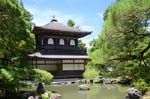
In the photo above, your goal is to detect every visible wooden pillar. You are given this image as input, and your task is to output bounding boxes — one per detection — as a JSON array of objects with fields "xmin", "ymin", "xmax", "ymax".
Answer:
[
  {"xmin": 57, "ymin": 59, "xmax": 62, "ymax": 72},
  {"xmin": 73, "ymin": 59, "xmax": 75, "ymax": 70},
  {"xmin": 36, "ymin": 59, "xmax": 37, "ymax": 68},
  {"xmin": 66, "ymin": 38, "xmax": 69, "ymax": 46},
  {"xmin": 84, "ymin": 59, "xmax": 86, "ymax": 70},
  {"xmin": 31, "ymin": 58, "xmax": 33, "ymax": 68}
]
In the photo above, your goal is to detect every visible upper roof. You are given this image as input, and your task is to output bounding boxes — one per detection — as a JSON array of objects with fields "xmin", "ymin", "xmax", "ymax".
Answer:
[{"xmin": 32, "ymin": 19, "xmax": 92, "ymax": 38}]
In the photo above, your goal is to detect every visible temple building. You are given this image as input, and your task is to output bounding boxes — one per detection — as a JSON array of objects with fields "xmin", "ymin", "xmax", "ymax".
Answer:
[{"xmin": 28, "ymin": 18, "xmax": 92, "ymax": 78}]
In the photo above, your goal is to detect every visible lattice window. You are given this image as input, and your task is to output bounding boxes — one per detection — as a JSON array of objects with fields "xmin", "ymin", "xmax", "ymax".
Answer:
[
  {"xmin": 70, "ymin": 39, "xmax": 75, "ymax": 46},
  {"xmin": 48, "ymin": 38, "xmax": 54, "ymax": 44},
  {"xmin": 59, "ymin": 39, "xmax": 65, "ymax": 45}
]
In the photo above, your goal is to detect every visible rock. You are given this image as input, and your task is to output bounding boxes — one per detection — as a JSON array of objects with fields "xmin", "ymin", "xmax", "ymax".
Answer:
[
  {"xmin": 36, "ymin": 83, "xmax": 45, "ymax": 94},
  {"xmin": 89, "ymin": 79, "xmax": 93, "ymax": 83},
  {"xmin": 28, "ymin": 96, "xmax": 35, "ymax": 99},
  {"xmin": 19, "ymin": 91, "xmax": 32, "ymax": 99},
  {"xmin": 111, "ymin": 78, "xmax": 118, "ymax": 84},
  {"xmin": 51, "ymin": 82, "xmax": 61, "ymax": 85},
  {"xmin": 126, "ymin": 87, "xmax": 142, "ymax": 99},
  {"xmin": 78, "ymin": 84, "xmax": 90, "ymax": 90},
  {"xmin": 28, "ymin": 96, "xmax": 42, "ymax": 99},
  {"xmin": 85, "ymin": 79, "xmax": 91, "ymax": 84},
  {"xmin": 96, "ymin": 76, "xmax": 103, "ymax": 79},
  {"xmin": 50, "ymin": 93, "xmax": 62, "ymax": 99},
  {"xmin": 35, "ymin": 96, "xmax": 42, "ymax": 99},
  {"xmin": 104, "ymin": 78, "xmax": 112, "ymax": 84},
  {"xmin": 93, "ymin": 78, "xmax": 103, "ymax": 83},
  {"xmin": 65, "ymin": 81, "xmax": 72, "ymax": 85},
  {"xmin": 118, "ymin": 76, "xmax": 132, "ymax": 85},
  {"xmin": 75, "ymin": 80, "xmax": 82, "ymax": 84}
]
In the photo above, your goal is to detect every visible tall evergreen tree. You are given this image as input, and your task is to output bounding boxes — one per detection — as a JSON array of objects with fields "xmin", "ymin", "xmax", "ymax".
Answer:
[
  {"xmin": 90, "ymin": 0, "xmax": 150, "ymax": 82},
  {"xmin": 0, "ymin": 0, "xmax": 36, "ymax": 97},
  {"xmin": 0, "ymin": 0, "xmax": 35, "ymax": 66}
]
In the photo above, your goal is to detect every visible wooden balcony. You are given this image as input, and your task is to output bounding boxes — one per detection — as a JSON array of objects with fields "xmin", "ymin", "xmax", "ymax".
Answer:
[{"xmin": 36, "ymin": 45, "xmax": 87, "ymax": 55}]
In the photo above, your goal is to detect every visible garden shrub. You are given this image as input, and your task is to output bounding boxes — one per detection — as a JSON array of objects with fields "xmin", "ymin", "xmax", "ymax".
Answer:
[
  {"xmin": 41, "ymin": 91, "xmax": 52, "ymax": 99},
  {"xmin": 101, "ymin": 71, "xmax": 111, "ymax": 78},
  {"xmin": 0, "ymin": 66, "xmax": 35, "ymax": 97},
  {"xmin": 33, "ymin": 69, "xmax": 53, "ymax": 83},
  {"xmin": 132, "ymin": 79, "xmax": 150, "ymax": 94},
  {"xmin": 0, "ymin": 68, "xmax": 14, "ymax": 82},
  {"xmin": 83, "ymin": 66, "xmax": 100, "ymax": 79}
]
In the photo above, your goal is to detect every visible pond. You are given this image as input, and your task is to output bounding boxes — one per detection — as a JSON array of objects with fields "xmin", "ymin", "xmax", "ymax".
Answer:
[{"xmin": 49, "ymin": 84, "xmax": 128, "ymax": 99}]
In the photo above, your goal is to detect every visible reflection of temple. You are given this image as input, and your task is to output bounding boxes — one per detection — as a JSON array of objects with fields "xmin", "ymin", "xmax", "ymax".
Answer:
[{"xmin": 28, "ymin": 18, "xmax": 92, "ymax": 78}]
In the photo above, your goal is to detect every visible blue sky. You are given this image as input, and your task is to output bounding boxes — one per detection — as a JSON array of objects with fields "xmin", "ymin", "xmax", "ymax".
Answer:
[{"xmin": 22, "ymin": 0, "xmax": 116, "ymax": 47}]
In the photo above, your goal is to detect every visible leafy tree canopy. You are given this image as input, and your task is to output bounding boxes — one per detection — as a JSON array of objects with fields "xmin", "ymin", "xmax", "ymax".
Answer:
[
  {"xmin": 90, "ymin": 0, "xmax": 150, "ymax": 81},
  {"xmin": 0, "ymin": 0, "xmax": 39, "ymax": 96},
  {"xmin": 0, "ymin": 0, "xmax": 35, "ymax": 66},
  {"xmin": 67, "ymin": 19, "xmax": 75, "ymax": 27}
]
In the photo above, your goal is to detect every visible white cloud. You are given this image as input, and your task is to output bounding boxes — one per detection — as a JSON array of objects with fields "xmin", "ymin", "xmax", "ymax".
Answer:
[
  {"xmin": 24, "ymin": 5, "xmax": 95, "ymax": 47},
  {"xmin": 25, "ymin": 5, "xmax": 95, "ymax": 31},
  {"xmin": 81, "ymin": 25, "xmax": 94, "ymax": 31},
  {"xmin": 25, "ymin": 5, "xmax": 83, "ymax": 26}
]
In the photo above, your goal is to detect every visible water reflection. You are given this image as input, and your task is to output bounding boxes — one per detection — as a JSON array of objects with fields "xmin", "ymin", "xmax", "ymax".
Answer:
[{"xmin": 49, "ymin": 84, "xmax": 128, "ymax": 99}]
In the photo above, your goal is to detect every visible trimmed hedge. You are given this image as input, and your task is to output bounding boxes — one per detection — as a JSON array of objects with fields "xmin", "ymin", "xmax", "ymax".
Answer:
[{"xmin": 33, "ymin": 69, "xmax": 53, "ymax": 83}]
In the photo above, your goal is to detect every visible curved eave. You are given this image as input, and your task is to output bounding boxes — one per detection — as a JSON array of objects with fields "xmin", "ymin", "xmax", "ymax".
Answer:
[
  {"xmin": 32, "ymin": 26, "xmax": 92, "ymax": 38},
  {"xmin": 28, "ymin": 52, "xmax": 90, "ymax": 60}
]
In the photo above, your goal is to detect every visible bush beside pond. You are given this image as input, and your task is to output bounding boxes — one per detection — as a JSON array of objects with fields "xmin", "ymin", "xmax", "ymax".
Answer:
[
  {"xmin": 33, "ymin": 69, "xmax": 53, "ymax": 84},
  {"xmin": 132, "ymin": 79, "xmax": 150, "ymax": 95},
  {"xmin": 41, "ymin": 91, "xmax": 52, "ymax": 99},
  {"xmin": 83, "ymin": 66, "xmax": 100, "ymax": 79}
]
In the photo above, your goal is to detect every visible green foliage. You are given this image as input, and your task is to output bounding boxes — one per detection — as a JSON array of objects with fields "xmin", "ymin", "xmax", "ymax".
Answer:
[
  {"xmin": 34, "ymin": 69, "xmax": 53, "ymax": 83},
  {"xmin": 89, "ymin": 49, "xmax": 107, "ymax": 64},
  {"xmin": 78, "ymin": 39, "xmax": 86, "ymax": 49},
  {"xmin": 89, "ymin": 33, "xmax": 111, "ymax": 65},
  {"xmin": 0, "ymin": 67, "xmax": 53, "ymax": 93},
  {"xmin": 41, "ymin": 91, "xmax": 52, "ymax": 99},
  {"xmin": 101, "ymin": 72, "xmax": 111, "ymax": 78},
  {"xmin": 132, "ymin": 79, "xmax": 150, "ymax": 94},
  {"xmin": 89, "ymin": 0, "xmax": 150, "ymax": 86},
  {"xmin": 0, "ymin": 0, "xmax": 35, "ymax": 66},
  {"xmin": 0, "ymin": 66, "xmax": 34, "ymax": 92},
  {"xmin": 0, "ymin": 0, "xmax": 35, "ymax": 97},
  {"xmin": 83, "ymin": 66, "xmax": 100, "ymax": 79},
  {"xmin": 67, "ymin": 19, "xmax": 75, "ymax": 27},
  {"xmin": 0, "ymin": 68, "xmax": 13, "ymax": 82}
]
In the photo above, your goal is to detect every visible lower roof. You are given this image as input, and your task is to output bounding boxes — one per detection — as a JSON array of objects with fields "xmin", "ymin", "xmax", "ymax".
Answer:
[{"xmin": 28, "ymin": 52, "xmax": 89, "ymax": 59}]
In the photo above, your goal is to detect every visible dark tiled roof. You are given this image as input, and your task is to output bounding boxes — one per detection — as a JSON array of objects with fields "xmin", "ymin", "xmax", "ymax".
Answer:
[{"xmin": 32, "ymin": 19, "xmax": 92, "ymax": 37}]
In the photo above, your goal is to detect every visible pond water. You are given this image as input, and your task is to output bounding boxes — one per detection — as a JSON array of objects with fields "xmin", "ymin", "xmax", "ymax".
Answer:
[{"xmin": 49, "ymin": 84, "xmax": 128, "ymax": 99}]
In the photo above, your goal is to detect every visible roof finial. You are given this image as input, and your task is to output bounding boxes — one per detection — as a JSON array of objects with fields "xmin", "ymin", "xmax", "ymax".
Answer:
[{"xmin": 51, "ymin": 15, "xmax": 57, "ymax": 22}]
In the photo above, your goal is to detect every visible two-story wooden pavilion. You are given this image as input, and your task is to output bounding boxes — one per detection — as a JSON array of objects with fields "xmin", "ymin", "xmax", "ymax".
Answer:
[{"xmin": 28, "ymin": 18, "xmax": 92, "ymax": 78}]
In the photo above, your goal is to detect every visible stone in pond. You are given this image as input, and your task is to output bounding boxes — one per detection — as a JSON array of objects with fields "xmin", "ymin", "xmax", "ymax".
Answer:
[
  {"xmin": 19, "ymin": 91, "xmax": 32, "ymax": 99},
  {"xmin": 126, "ymin": 87, "xmax": 142, "ymax": 99},
  {"xmin": 28, "ymin": 96, "xmax": 42, "ymax": 99},
  {"xmin": 78, "ymin": 84, "xmax": 90, "ymax": 90},
  {"xmin": 50, "ymin": 93, "xmax": 62, "ymax": 99},
  {"xmin": 104, "ymin": 78, "xmax": 112, "ymax": 84},
  {"xmin": 28, "ymin": 96, "xmax": 35, "ymax": 99}
]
